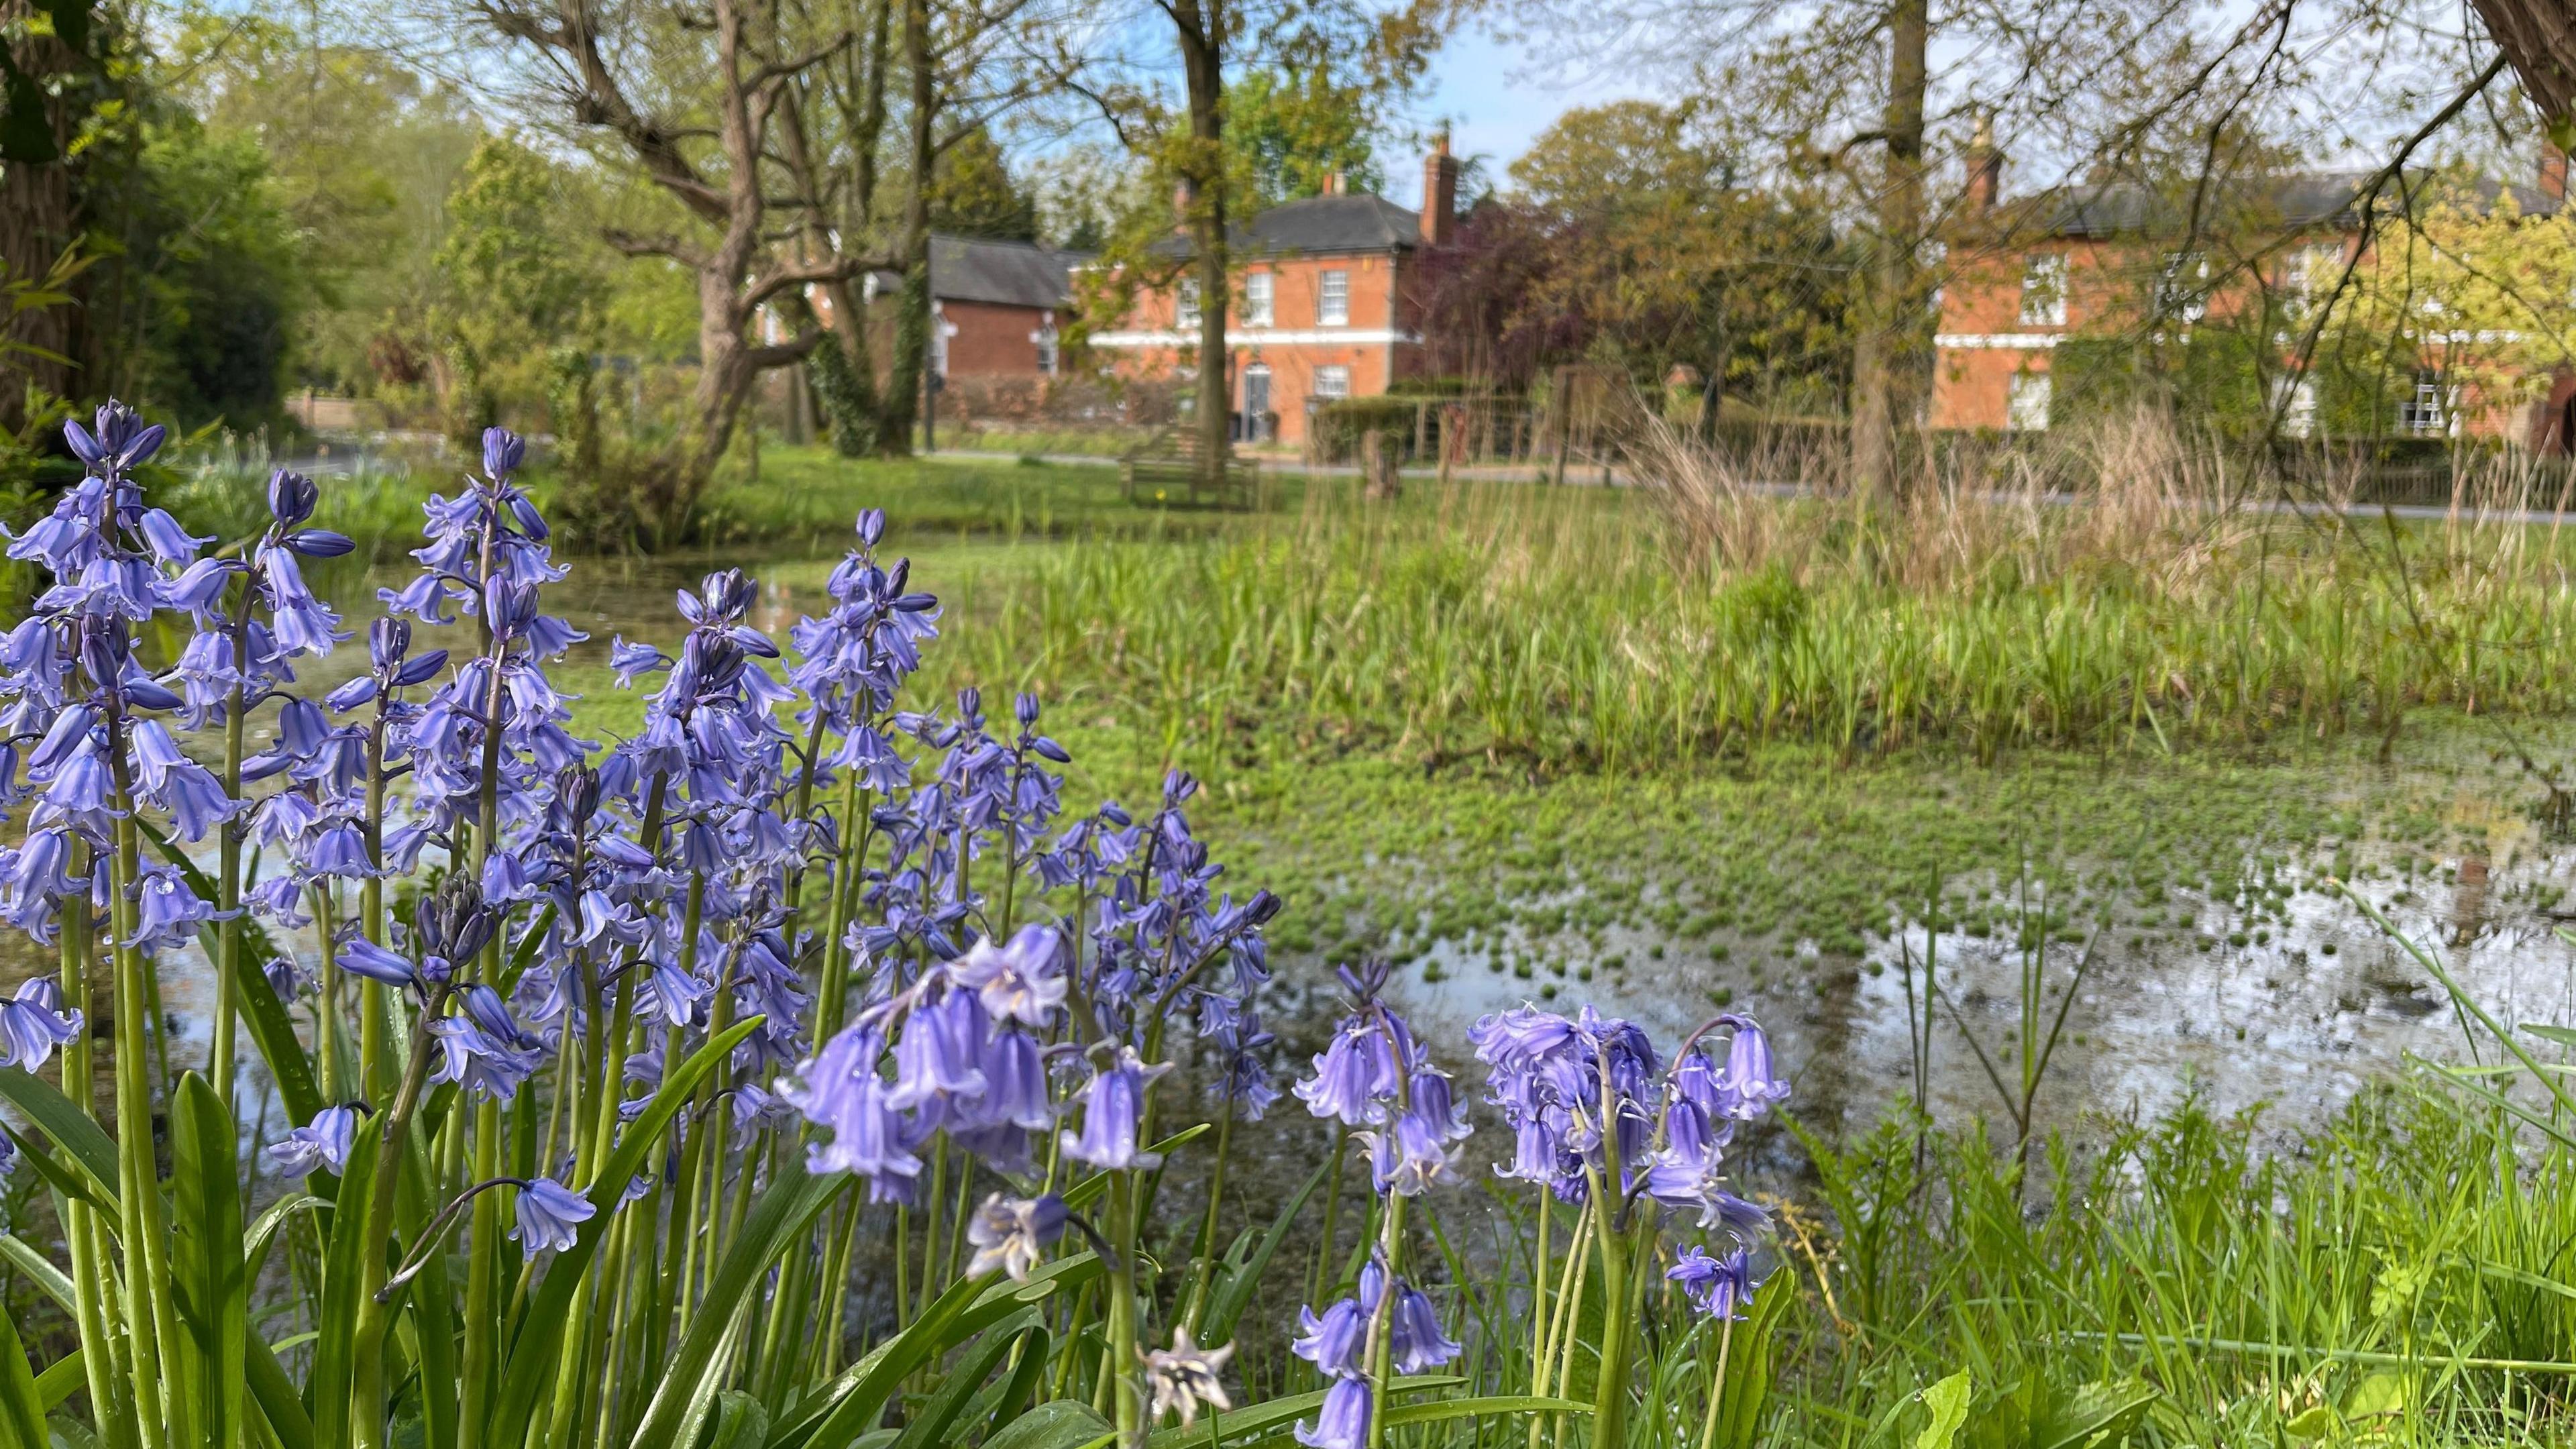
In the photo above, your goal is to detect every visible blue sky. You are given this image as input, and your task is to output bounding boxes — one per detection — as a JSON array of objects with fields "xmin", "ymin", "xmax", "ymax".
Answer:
[{"xmin": 1381, "ymin": 29, "xmax": 1659, "ymax": 202}]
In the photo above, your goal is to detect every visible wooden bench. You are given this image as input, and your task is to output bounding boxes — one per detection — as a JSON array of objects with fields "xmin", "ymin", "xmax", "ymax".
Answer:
[{"xmin": 1121, "ymin": 429, "xmax": 1260, "ymax": 510}]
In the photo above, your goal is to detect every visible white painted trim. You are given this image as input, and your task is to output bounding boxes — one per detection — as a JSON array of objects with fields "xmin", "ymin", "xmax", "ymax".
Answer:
[
  {"xmin": 1935, "ymin": 333, "xmax": 2063, "ymax": 350},
  {"xmin": 1089, "ymin": 327, "xmax": 1421, "ymax": 347}
]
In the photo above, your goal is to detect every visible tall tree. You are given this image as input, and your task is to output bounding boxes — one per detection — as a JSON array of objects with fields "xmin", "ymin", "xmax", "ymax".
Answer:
[
  {"xmin": 1075, "ymin": 0, "xmax": 1449, "ymax": 488},
  {"xmin": 468, "ymin": 0, "xmax": 876, "ymax": 536}
]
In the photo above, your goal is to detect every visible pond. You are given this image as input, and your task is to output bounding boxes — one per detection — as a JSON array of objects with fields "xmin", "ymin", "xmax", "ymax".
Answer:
[{"xmin": 15, "ymin": 549, "xmax": 2576, "ymax": 1163}]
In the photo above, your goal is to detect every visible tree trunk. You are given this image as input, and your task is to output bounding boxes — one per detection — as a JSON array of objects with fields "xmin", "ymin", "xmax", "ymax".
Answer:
[
  {"xmin": 877, "ymin": 0, "xmax": 932, "ymax": 455},
  {"xmin": 0, "ymin": 10, "xmax": 87, "ymax": 432},
  {"xmin": 2470, "ymin": 0, "xmax": 2576, "ymax": 127},
  {"xmin": 1849, "ymin": 0, "xmax": 1929, "ymax": 500},
  {"xmin": 1176, "ymin": 3, "xmax": 1231, "ymax": 490}
]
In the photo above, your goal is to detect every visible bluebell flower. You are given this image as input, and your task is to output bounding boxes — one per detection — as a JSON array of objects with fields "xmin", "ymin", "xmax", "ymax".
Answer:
[
  {"xmin": 268, "ymin": 1104, "xmax": 364, "ymax": 1177},
  {"xmin": 131, "ymin": 865, "xmax": 217, "ymax": 954},
  {"xmin": 511, "ymin": 1177, "xmax": 594, "ymax": 1258},
  {"xmin": 963, "ymin": 1192, "xmax": 1068, "ymax": 1282},
  {"xmin": 269, "ymin": 468, "xmax": 319, "ymax": 527},
  {"xmin": 1143, "ymin": 1330, "xmax": 1236, "ymax": 1430},
  {"xmin": 1292, "ymin": 1293, "xmax": 1369, "ymax": 1378},
  {"xmin": 258, "ymin": 545, "xmax": 343, "ymax": 656},
  {"xmin": 1295, "ymin": 1375, "xmax": 1372, "ymax": 1449},
  {"xmin": 949, "ymin": 924, "xmax": 1065, "ymax": 1026},
  {"xmin": 0, "ymin": 977, "xmax": 82, "ymax": 1068},
  {"xmin": 335, "ymin": 934, "xmax": 417, "ymax": 988},
  {"xmin": 427, "ymin": 1015, "xmax": 541, "ymax": 1102},
  {"xmin": 784, "ymin": 1022, "xmax": 925, "ymax": 1197},
  {"xmin": 1666, "ymin": 1244, "xmax": 1761, "ymax": 1320},
  {"xmin": 1059, "ymin": 1048, "xmax": 1171, "ymax": 1170},
  {"xmin": 263, "ymin": 955, "xmax": 314, "ymax": 1001},
  {"xmin": 1713, "ymin": 1015, "xmax": 1790, "ymax": 1118}
]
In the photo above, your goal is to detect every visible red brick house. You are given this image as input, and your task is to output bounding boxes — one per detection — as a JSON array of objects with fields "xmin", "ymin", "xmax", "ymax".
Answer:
[
  {"xmin": 845, "ymin": 235, "xmax": 1085, "ymax": 380},
  {"xmin": 1089, "ymin": 140, "xmax": 1462, "ymax": 443},
  {"xmin": 1930, "ymin": 140, "xmax": 2573, "ymax": 445}
]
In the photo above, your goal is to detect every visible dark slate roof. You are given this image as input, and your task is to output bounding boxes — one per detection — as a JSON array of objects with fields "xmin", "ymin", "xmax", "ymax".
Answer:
[
  {"xmin": 2031, "ymin": 168, "xmax": 2561, "ymax": 238},
  {"xmin": 930, "ymin": 235, "xmax": 1087, "ymax": 309},
  {"xmin": 1150, "ymin": 194, "xmax": 1426, "ymax": 258}
]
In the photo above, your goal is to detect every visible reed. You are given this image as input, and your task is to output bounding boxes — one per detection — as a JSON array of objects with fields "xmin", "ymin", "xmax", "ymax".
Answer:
[{"xmin": 938, "ymin": 415, "xmax": 2576, "ymax": 771}]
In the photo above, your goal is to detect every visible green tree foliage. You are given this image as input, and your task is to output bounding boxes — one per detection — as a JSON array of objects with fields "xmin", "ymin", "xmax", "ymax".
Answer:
[
  {"xmin": 161, "ymin": 7, "xmax": 484, "ymax": 396},
  {"xmin": 930, "ymin": 125, "xmax": 1041, "ymax": 241},
  {"xmin": 83, "ymin": 113, "xmax": 304, "ymax": 429},
  {"xmin": 1410, "ymin": 100, "xmax": 1851, "ymax": 409},
  {"xmin": 434, "ymin": 135, "xmax": 604, "ymax": 439},
  {"xmin": 1227, "ymin": 64, "xmax": 1381, "ymax": 209}
]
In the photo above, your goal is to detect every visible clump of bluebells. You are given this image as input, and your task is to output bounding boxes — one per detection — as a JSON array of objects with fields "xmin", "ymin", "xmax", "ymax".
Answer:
[{"xmin": 0, "ymin": 402, "xmax": 1787, "ymax": 1449}]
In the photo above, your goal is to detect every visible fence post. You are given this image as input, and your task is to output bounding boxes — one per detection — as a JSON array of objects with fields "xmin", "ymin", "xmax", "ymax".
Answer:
[{"xmin": 1548, "ymin": 364, "xmax": 1575, "ymax": 485}]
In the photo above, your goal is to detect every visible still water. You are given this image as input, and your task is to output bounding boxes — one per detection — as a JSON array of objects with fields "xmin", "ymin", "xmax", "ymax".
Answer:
[{"xmin": 11, "ymin": 555, "xmax": 2575, "ymax": 1155}]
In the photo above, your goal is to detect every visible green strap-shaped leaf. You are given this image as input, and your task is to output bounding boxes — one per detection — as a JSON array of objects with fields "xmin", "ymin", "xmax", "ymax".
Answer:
[
  {"xmin": 1120, "ymin": 1377, "xmax": 1473, "ymax": 1449},
  {"xmin": 984, "ymin": 1399, "xmax": 1111, "ymax": 1449},
  {"xmin": 32, "ymin": 1351, "xmax": 81, "ymax": 1413},
  {"xmin": 308, "ymin": 1122, "xmax": 382, "ymax": 1449},
  {"xmin": 0, "ymin": 1104, "xmax": 313, "ymax": 1449},
  {"xmin": 706, "ymin": 1391, "xmax": 772, "ymax": 1449},
  {"xmin": 244, "ymin": 1193, "xmax": 329, "ymax": 1279},
  {"xmin": 0, "ymin": 1285, "xmax": 46, "ymax": 1449},
  {"xmin": 860, "ymin": 1313, "xmax": 1038, "ymax": 1449},
  {"xmin": 0, "ymin": 1232, "xmax": 74, "ymax": 1313},
  {"xmin": 628, "ymin": 1169, "xmax": 858, "ymax": 1449},
  {"xmin": 1202, "ymin": 1153, "xmax": 1332, "ymax": 1344},
  {"xmin": 773, "ymin": 1254, "xmax": 1106, "ymax": 1449},
  {"xmin": 172, "ymin": 1072, "xmax": 248, "ymax": 1449},
  {"xmin": 486, "ymin": 1016, "xmax": 767, "ymax": 1438},
  {"xmin": 498, "ymin": 902, "xmax": 557, "ymax": 996},
  {"xmin": 0, "ymin": 1067, "xmax": 119, "ymax": 1191}
]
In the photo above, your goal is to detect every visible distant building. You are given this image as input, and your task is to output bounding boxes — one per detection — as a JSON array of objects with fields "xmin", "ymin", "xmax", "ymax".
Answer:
[
  {"xmin": 1090, "ymin": 138, "xmax": 1463, "ymax": 444},
  {"xmin": 849, "ymin": 235, "xmax": 1087, "ymax": 381},
  {"xmin": 1931, "ymin": 128, "xmax": 2575, "ymax": 447}
]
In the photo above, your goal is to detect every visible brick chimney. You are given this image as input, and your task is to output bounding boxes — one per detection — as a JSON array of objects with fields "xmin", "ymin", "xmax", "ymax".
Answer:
[
  {"xmin": 1172, "ymin": 178, "xmax": 1194, "ymax": 232},
  {"xmin": 1421, "ymin": 131, "xmax": 1460, "ymax": 246},
  {"xmin": 2543, "ymin": 140, "xmax": 2569, "ymax": 208},
  {"xmin": 1320, "ymin": 172, "xmax": 1344, "ymax": 197},
  {"xmin": 1964, "ymin": 110, "xmax": 2002, "ymax": 215}
]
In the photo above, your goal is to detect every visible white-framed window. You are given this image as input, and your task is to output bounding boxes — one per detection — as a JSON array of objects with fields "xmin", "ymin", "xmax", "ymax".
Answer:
[
  {"xmin": 2269, "ymin": 374, "xmax": 2316, "ymax": 438},
  {"xmin": 930, "ymin": 302, "xmax": 950, "ymax": 378},
  {"xmin": 2281, "ymin": 242, "xmax": 2342, "ymax": 308},
  {"xmin": 2156, "ymin": 252, "xmax": 2209, "ymax": 324},
  {"xmin": 1318, "ymin": 270, "xmax": 1350, "ymax": 326},
  {"xmin": 1177, "ymin": 278, "xmax": 1201, "ymax": 328},
  {"xmin": 1244, "ymin": 272, "xmax": 1275, "ymax": 326},
  {"xmin": 2006, "ymin": 371, "xmax": 2051, "ymax": 431},
  {"xmin": 2018, "ymin": 253, "xmax": 2068, "ymax": 327},
  {"xmin": 1034, "ymin": 321, "xmax": 1059, "ymax": 376},
  {"xmin": 1313, "ymin": 365, "xmax": 1351, "ymax": 400},
  {"xmin": 2399, "ymin": 370, "xmax": 2450, "ymax": 435}
]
